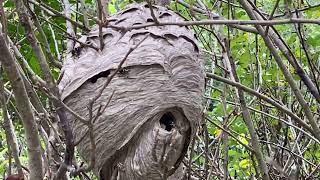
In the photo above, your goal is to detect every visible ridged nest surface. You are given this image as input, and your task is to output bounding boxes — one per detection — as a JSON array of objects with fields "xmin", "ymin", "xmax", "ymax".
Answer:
[{"xmin": 58, "ymin": 3, "xmax": 205, "ymax": 179}]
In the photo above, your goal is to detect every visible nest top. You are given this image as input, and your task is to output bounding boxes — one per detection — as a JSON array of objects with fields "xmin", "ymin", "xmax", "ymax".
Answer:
[{"xmin": 58, "ymin": 3, "xmax": 200, "ymax": 100}]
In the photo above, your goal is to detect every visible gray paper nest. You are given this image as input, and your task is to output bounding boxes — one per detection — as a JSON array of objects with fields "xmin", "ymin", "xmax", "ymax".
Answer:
[{"xmin": 58, "ymin": 3, "xmax": 205, "ymax": 179}]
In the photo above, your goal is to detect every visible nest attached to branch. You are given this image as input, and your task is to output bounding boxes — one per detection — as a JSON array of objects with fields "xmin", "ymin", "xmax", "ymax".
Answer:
[{"xmin": 58, "ymin": 3, "xmax": 204, "ymax": 179}]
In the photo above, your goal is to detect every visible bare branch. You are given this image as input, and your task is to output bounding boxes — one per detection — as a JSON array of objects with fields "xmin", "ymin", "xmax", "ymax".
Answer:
[
  {"xmin": 0, "ymin": 69, "xmax": 24, "ymax": 178},
  {"xmin": 247, "ymin": 1, "xmax": 320, "ymax": 104},
  {"xmin": 91, "ymin": 33, "xmax": 150, "ymax": 104},
  {"xmin": 109, "ymin": 17, "xmax": 320, "ymax": 31},
  {"xmin": 227, "ymin": 41, "xmax": 270, "ymax": 180},
  {"xmin": 205, "ymin": 96, "xmax": 319, "ymax": 143},
  {"xmin": 147, "ymin": 0, "xmax": 159, "ymax": 24},
  {"xmin": 0, "ymin": 23, "xmax": 43, "ymax": 180},
  {"xmin": 239, "ymin": 0, "xmax": 320, "ymax": 142},
  {"xmin": 206, "ymin": 73, "xmax": 316, "ymax": 139},
  {"xmin": 206, "ymin": 117, "xmax": 254, "ymax": 152},
  {"xmin": 176, "ymin": 0, "xmax": 258, "ymax": 33},
  {"xmin": 79, "ymin": 0, "xmax": 89, "ymax": 29},
  {"xmin": 62, "ymin": 0, "xmax": 75, "ymax": 53},
  {"xmin": 24, "ymin": 2, "xmax": 62, "ymax": 68},
  {"xmin": 14, "ymin": 2, "xmax": 75, "ymax": 179},
  {"xmin": 29, "ymin": 0, "xmax": 89, "ymax": 32}
]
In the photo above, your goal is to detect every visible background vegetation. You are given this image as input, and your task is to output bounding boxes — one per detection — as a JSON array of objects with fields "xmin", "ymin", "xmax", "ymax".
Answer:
[{"xmin": 0, "ymin": 0, "xmax": 319, "ymax": 179}]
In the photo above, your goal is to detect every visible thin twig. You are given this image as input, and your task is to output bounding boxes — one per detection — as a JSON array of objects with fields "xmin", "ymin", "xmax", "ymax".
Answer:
[
  {"xmin": 206, "ymin": 73, "xmax": 315, "ymax": 138},
  {"xmin": 108, "ymin": 18, "xmax": 320, "ymax": 31},
  {"xmin": 147, "ymin": 0, "xmax": 159, "ymax": 24},
  {"xmin": 206, "ymin": 117, "xmax": 254, "ymax": 152},
  {"xmin": 96, "ymin": 0, "xmax": 106, "ymax": 50},
  {"xmin": 239, "ymin": 0, "xmax": 320, "ymax": 142},
  {"xmin": 205, "ymin": 96, "xmax": 319, "ymax": 143},
  {"xmin": 91, "ymin": 33, "xmax": 150, "ymax": 104},
  {"xmin": 62, "ymin": 0, "xmax": 76, "ymax": 53},
  {"xmin": 29, "ymin": 0, "xmax": 89, "ymax": 32}
]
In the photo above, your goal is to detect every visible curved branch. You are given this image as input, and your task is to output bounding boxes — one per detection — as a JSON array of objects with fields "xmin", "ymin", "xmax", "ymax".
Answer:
[{"xmin": 206, "ymin": 73, "xmax": 317, "ymax": 140}]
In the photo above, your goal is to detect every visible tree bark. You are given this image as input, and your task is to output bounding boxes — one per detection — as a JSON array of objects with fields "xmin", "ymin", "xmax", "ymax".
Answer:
[{"xmin": 0, "ymin": 24, "xmax": 43, "ymax": 180}]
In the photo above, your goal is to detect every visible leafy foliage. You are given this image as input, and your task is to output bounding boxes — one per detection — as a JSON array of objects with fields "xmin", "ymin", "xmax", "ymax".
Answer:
[{"xmin": 0, "ymin": 0, "xmax": 320, "ymax": 179}]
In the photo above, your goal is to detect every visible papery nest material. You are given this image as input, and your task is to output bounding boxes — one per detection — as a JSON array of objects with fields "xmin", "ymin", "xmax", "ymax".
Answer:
[{"xmin": 58, "ymin": 3, "xmax": 205, "ymax": 179}]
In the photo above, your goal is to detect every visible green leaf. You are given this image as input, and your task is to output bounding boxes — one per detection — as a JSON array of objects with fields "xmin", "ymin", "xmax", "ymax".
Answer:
[
  {"xmin": 239, "ymin": 134, "xmax": 249, "ymax": 145},
  {"xmin": 239, "ymin": 159, "xmax": 251, "ymax": 169}
]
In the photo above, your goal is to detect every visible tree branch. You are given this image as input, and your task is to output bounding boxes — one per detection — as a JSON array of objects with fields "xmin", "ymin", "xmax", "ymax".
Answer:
[
  {"xmin": 62, "ymin": 0, "xmax": 75, "ymax": 54},
  {"xmin": 108, "ymin": 18, "xmax": 320, "ymax": 31},
  {"xmin": 227, "ymin": 41, "xmax": 270, "ymax": 180},
  {"xmin": 0, "ymin": 23, "xmax": 43, "ymax": 180},
  {"xmin": 206, "ymin": 73, "xmax": 316, "ymax": 139},
  {"xmin": 14, "ymin": 2, "xmax": 75, "ymax": 179},
  {"xmin": 0, "ymin": 69, "xmax": 24, "ymax": 178},
  {"xmin": 238, "ymin": 0, "xmax": 320, "ymax": 142}
]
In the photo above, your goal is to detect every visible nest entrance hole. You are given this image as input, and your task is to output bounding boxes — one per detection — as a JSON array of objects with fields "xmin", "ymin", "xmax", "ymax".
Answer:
[
  {"xmin": 160, "ymin": 112, "xmax": 175, "ymax": 131},
  {"xmin": 89, "ymin": 70, "xmax": 110, "ymax": 83}
]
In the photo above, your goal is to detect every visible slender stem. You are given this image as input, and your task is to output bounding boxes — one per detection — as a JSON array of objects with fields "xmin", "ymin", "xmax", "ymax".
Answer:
[
  {"xmin": 62, "ymin": 0, "xmax": 75, "ymax": 54},
  {"xmin": 227, "ymin": 41, "xmax": 270, "ymax": 180},
  {"xmin": 0, "ymin": 25, "xmax": 43, "ymax": 180},
  {"xmin": 0, "ymin": 69, "xmax": 24, "ymax": 178},
  {"xmin": 108, "ymin": 18, "xmax": 320, "ymax": 31},
  {"xmin": 239, "ymin": 0, "xmax": 320, "ymax": 142},
  {"xmin": 206, "ymin": 73, "xmax": 316, "ymax": 139}
]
